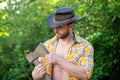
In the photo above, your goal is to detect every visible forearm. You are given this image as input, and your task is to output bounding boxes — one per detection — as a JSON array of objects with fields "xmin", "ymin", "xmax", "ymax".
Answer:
[{"xmin": 57, "ymin": 57, "xmax": 88, "ymax": 80}]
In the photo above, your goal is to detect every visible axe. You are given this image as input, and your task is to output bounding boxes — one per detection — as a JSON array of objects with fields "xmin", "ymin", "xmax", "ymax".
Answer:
[{"xmin": 26, "ymin": 43, "xmax": 51, "ymax": 80}]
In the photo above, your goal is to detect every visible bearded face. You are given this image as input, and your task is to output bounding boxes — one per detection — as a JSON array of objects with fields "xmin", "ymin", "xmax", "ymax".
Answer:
[
  {"xmin": 56, "ymin": 29, "xmax": 69, "ymax": 39},
  {"xmin": 54, "ymin": 22, "xmax": 75, "ymax": 39},
  {"xmin": 54, "ymin": 25, "xmax": 70, "ymax": 39}
]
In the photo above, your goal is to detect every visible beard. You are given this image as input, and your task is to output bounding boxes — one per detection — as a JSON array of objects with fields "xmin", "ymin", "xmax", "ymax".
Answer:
[{"xmin": 56, "ymin": 31, "xmax": 69, "ymax": 39}]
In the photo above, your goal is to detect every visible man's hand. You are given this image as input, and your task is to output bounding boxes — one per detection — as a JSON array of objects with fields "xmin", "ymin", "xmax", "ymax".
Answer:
[
  {"xmin": 45, "ymin": 53, "xmax": 59, "ymax": 64},
  {"xmin": 32, "ymin": 61, "xmax": 46, "ymax": 80}
]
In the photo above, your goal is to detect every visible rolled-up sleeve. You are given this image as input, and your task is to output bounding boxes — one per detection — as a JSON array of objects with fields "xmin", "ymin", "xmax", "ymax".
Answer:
[{"xmin": 81, "ymin": 43, "xmax": 94, "ymax": 79}]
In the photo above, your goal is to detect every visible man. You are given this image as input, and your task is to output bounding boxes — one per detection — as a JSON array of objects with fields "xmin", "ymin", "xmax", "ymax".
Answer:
[{"xmin": 32, "ymin": 7, "xmax": 94, "ymax": 80}]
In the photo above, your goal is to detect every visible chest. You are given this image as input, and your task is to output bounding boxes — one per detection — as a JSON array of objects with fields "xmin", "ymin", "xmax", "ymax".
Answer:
[
  {"xmin": 47, "ymin": 43, "xmax": 85, "ymax": 63},
  {"xmin": 55, "ymin": 44, "xmax": 69, "ymax": 58}
]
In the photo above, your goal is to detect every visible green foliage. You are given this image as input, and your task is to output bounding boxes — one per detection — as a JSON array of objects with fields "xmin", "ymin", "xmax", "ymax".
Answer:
[{"xmin": 0, "ymin": 0, "xmax": 120, "ymax": 80}]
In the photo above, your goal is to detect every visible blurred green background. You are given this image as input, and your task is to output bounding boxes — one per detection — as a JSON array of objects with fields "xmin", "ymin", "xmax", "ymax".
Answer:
[{"xmin": 0, "ymin": 0, "xmax": 120, "ymax": 80}]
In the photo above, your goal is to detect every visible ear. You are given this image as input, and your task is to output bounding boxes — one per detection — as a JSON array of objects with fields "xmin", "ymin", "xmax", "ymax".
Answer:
[{"xmin": 69, "ymin": 23, "xmax": 75, "ymax": 30}]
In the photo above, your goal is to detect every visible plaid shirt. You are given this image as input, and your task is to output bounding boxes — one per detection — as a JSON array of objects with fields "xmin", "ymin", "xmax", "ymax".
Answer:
[{"xmin": 43, "ymin": 33, "xmax": 94, "ymax": 80}]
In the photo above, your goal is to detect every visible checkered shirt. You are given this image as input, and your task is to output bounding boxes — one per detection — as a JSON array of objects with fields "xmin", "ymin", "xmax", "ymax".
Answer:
[{"xmin": 43, "ymin": 33, "xmax": 94, "ymax": 80}]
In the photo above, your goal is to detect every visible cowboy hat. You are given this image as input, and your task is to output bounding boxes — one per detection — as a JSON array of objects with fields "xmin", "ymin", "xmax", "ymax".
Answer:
[{"xmin": 47, "ymin": 7, "xmax": 82, "ymax": 28}]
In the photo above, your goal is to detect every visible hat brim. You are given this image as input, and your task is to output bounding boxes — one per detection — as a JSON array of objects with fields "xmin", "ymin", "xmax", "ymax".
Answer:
[{"xmin": 47, "ymin": 14, "xmax": 82, "ymax": 28}]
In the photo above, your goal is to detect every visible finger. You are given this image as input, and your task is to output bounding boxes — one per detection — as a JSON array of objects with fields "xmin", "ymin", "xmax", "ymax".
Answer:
[
  {"xmin": 40, "ymin": 70, "xmax": 46, "ymax": 76},
  {"xmin": 35, "ymin": 63, "xmax": 43, "ymax": 70},
  {"xmin": 36, "ymin": 64, "xmax": 46, "ymax": 71},
  {"xmin": 40, "ymin": 67, "xmax": 46, "ymax": 72},
  {"xmin": 44, "ymin": 55, "xmax": 49, "ymax": 59},
  {"xmin": 45, "ymin": 55, "xmax": 52, "ymax": 60},
  {"xmin": 45, "ymin": 54, "xmax": 52, "ymax": 58},
  {"xmin": 42, "ymin": 70, "xmax": 46, "ymax": 74},
  {"xmin": 36, "ymin": 63, "xmax": 42, "ymax": 67},
  {"xmin": 46, "ymin": 59, "xmax": 52, "ymax": 64},
  {"xmin": 40, "ymin": 65, "xmax": 46, "ymax": 70}
]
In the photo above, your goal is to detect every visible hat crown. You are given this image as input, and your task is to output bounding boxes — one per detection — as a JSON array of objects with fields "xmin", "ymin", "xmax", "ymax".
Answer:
[{"xmin": 54, "ymin": 7, "xmax": 75, "ymax": 21}]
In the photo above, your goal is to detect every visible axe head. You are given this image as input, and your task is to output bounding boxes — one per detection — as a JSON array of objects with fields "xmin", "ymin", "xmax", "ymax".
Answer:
[{"xmin": 26, "ymin": 43, "xmax": 48, "ymax": 66}]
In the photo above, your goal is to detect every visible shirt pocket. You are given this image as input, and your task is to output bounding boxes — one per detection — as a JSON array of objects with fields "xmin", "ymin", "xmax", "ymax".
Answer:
[
  {"xmin": 66, "ymin": 54, "xmax": 82, "ymax": 66},
  {"xmin": 68, "ymin": 48, "xmax": 85, "ymax": 65},
  {"xmin": 72, "ymin": 47, "xmax": 85, "ymax": 55}
]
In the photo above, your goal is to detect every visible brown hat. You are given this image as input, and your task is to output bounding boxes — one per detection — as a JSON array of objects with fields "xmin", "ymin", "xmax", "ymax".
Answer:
[{"xmin": 47, "ymin": 7, "xmax": 82, "ymax": 28}]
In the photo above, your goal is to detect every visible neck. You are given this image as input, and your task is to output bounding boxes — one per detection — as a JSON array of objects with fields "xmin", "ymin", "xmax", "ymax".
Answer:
[{"xmin": 59, "ymin": 31, "xmax": 73, "ymax": 45}]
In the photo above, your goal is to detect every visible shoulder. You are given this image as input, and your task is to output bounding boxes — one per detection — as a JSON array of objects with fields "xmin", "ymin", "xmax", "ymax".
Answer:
[
  {"xmin": 43, "ymin": 36, "xmax": 56, "ymax": 45},
  {"xmin": 43, "ymin": 36, "xmax": 57, "ymax": 50},
  {"xmin": 43, "ymin": 36, "xmax": 57, "ymax": 52},
  {"xmin": 75, "ymin": 34, "xmax": 94, "ymax": 51}
]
